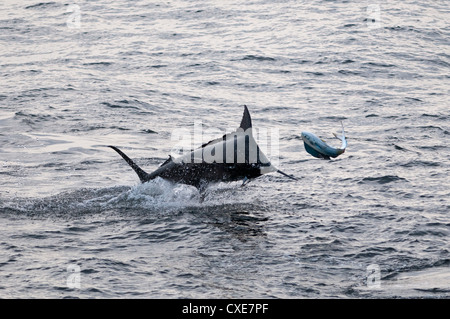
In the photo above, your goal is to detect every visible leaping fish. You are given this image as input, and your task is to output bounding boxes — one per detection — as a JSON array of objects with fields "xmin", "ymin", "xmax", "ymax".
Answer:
[
  {"xmin": 301, "ymin": 122, "xmax": 347, "ymax": 160},
  {"xmin": 109, "ymin": 105, "xmax": 298, "ymax": 191}
]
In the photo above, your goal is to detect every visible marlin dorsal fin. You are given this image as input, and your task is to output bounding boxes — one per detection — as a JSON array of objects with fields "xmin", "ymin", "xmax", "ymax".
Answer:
[
  {"xmin": 198, "ymin": 105, "xmax": 253, "ymax": 150},
  {"xmin": 239, "ymin": 105, "xmax": 252, "ymax": 131}
]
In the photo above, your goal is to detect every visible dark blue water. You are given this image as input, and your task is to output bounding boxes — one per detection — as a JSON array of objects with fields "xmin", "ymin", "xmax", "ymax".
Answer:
[{"xmin": 0, "ymin": 0, "xmax": 449, "ymax": 298}]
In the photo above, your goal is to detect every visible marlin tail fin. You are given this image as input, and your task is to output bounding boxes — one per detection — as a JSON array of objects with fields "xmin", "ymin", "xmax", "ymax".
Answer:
[{"xmin": 109, "ymin": 146, "xmax": 150, "ymax": 183}]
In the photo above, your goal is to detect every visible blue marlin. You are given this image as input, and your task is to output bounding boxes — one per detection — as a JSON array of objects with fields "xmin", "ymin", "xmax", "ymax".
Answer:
[
  {"xmin": 301, "ymin": 122, "xmax": 347, "ymax": 160},
  {"xmin": 109, "ymin": 106, "xmax": 297, "ymax": 190}
]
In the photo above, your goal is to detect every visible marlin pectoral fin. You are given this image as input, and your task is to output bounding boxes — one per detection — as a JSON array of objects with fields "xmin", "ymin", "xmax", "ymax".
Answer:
[
  {"xmin": 241, "ymin": 176, "xmax": 251, "ymax": 187},
  {"xmin": 277, "ymin": 170, "xmax": 298, "ymax": 181}
]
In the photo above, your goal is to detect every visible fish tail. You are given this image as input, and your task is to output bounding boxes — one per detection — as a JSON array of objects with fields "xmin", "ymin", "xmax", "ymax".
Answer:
[{"xmin": 108, "ymin": 146, "xmax": 150, "ymax": 183}]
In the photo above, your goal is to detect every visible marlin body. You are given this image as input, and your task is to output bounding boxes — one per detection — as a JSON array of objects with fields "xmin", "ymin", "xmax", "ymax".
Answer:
[
  {"xmin": 109, "ymin": 106, "xmax": 297, "ymax": 190},
  {"xmin": 301, "ymin": 122, "xmax": 347, "ymax": 160}
]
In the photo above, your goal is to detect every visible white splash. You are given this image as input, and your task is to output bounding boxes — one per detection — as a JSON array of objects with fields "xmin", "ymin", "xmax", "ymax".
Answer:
[{"xmin": 105, "ymin": 178, "xmax": 201, "ymax": 210}]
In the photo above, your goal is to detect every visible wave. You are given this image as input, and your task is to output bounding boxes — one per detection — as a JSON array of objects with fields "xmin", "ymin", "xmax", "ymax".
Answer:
[
  {"xmin": 421, "ymin": 113, "xmax": 448, "ymax": 120},
  {"xmin": 238, "ymin": 55, "xmax": 276, "ymax": 62},
  {"xmin": 25, "ymin": 2, "xmax": 58, "ymax": 10},
  {"xmin": 82, "ymin": 62, "xmax": 113, "ymax": 67},
  {"xmin": 359, "ymin": 175, "xmax": 408, "ymax": 185},
  {"xmin": 399, "ymin": 160, "xmax": 440, "ymax": 168},
  {"xmin": 100, "ymin": 99, "xmax": 157, "ymax": 111},
  {"xmin": 101, "ymin": 102, "xmax": 140, "ymax": 110},
  {"xmin": 0, "ymin": 178, "xmax": 259, "ymax": 218},
  {"xmin": 0, "ymin": 180, "xmax": 196, "ymax": 217}
]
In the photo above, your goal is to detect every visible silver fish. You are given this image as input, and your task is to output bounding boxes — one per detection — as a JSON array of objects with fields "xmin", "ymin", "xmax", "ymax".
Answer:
[{"xmin": 301, "ymin": 122, "xmax": 347, "ymax": 160}]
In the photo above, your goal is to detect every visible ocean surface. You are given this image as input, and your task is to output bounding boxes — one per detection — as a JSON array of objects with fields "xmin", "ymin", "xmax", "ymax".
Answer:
[{"xmin": 0, "ymin": 0, "xmax": 449, "ymax": 298}]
